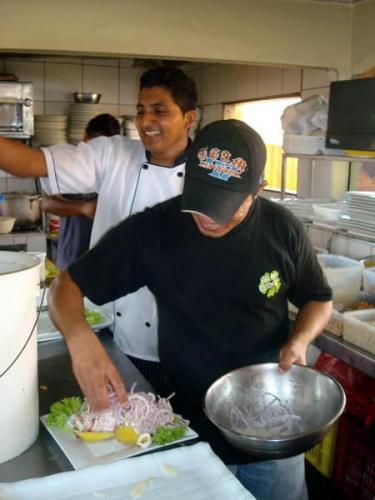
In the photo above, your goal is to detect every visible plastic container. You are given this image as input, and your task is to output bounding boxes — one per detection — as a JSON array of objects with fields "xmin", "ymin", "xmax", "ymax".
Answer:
[
  {"xmin": 283, "ymin": 135, "xmax": 343, "ymax": 155},
  {"xmin": 343, "ymin": 309, "xmax": 375, "ymax": 355},
  {"xmin": 283, "ymin": 135, "xmax": 325, "ymax": 154},
  {"xmin": 312, "ymin": 203, "xmax": 344, "ymax": 222},
  {"xmin": 305, "ymin": 421, "xmax": 338, "ymax": 478},
  {"xmin": 326, "ymin": 292, "xmax": 375, "ymax": 337},
  {"xmin": 317, "ymin": 254, "xmax": 363, "ymax": 306},
  {"xmin": 364, "ymin": 266, "xmax": 375, "ymax": 294}
]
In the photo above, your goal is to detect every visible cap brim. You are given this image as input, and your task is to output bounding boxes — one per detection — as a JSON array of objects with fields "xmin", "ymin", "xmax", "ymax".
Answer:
[{"xmin": 181, "ymin": 176, "xmax": 249, "ymax": 224}]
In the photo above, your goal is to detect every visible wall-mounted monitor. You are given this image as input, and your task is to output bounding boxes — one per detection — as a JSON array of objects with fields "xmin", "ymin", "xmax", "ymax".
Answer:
[{"xmin": 326, "ymin": 77, "xmax": 375, "ymax": 152}]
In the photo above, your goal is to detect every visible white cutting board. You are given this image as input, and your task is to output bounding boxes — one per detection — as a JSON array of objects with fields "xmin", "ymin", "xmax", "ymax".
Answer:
[{"xmin": 0, "ymin": 442, "xmax": 255, "ymax": 500}]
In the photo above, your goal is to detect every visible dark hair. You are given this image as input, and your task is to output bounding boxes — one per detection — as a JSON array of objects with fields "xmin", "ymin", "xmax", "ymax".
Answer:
[
  {"xmin": 85, "ymin": 113, "xmax": 120, "ymax": 138},
  {"xmin": 139, "ymin": 66, "xmax": 198, "ymax": 113}
]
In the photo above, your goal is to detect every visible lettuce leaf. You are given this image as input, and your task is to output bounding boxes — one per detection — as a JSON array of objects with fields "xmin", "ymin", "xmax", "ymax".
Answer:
[
  {"xmin": 84, "ymin": 308, "xmax": 103, "ymax": 326},
  {"xmin": 47, "ymin": 396, "xmax": 82, "ymax": 429}
]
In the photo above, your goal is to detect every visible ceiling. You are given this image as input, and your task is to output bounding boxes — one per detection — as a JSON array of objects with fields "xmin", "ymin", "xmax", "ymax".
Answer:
[{"xmin": 303, "ymin": 0, "xmax": 363, "ymax": 3}]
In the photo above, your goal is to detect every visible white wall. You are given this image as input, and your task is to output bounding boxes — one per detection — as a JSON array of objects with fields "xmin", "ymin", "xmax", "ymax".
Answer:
[
  {"xmin": 0, "ymin": 0, "xmax": 352, "ymax": 74},
  {"xmin": 352, "ymin": 0, "xmax": 375, "ymax": 75}
]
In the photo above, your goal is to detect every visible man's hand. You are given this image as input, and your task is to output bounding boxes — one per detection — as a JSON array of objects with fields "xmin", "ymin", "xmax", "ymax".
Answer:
[
  {"xmin": 80, "ymin": 199, "xmax": 97, "ymax": 219},
  {"xmin": 68, "ymin": 330, "xmax": 128, "ymax": 411},
  {"xmin": 49, "ymin": 270, "xmax": 127, "ymax": 411},
  {"xmin": 278, "ymin": 337, "xmax": 307, "ymax": 372},
  {"xmin": 278, "ymin": 300, "xmax": 333, "ymax": 372}
]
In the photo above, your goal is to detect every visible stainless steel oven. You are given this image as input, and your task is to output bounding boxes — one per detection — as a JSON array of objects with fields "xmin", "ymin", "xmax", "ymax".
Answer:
[{"xmin": 0, "ymin": 81, "xmax": 33, "ymax": 139}]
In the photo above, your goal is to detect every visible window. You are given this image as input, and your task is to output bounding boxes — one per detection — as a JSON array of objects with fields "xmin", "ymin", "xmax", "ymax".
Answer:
[{"xmin": 224, "ymin": 97, "xmax": 301, "ymax": 193}]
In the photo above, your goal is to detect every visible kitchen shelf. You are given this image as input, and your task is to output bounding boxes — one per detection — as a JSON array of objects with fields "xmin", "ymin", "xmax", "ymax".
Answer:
[
  {"xmin": 281, "ymin": 152, "xmax": 375, "ymax": 200},
  {"xmin": 315, "ymin": 331, "xmax": 375, "ymax": 378}
]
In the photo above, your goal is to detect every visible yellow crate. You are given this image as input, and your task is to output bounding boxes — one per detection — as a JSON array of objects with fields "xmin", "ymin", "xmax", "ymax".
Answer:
[{"xmin": 305, "ymin": 422, "xmax": 338, "ymax": 478}]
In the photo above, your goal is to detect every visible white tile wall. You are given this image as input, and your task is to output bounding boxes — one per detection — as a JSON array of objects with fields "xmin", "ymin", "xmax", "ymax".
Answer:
[
  {"xmin": 0, "ymin": 55, "xmax": 143, "ymax": 194},
  {"xmin": 257, "ymin": 66, "xmax": 283, "ymax": 97},
  {"xmin": 83, "ymin": 65, "xmax": 119, "ymax": 103},
  {"xmin": 302, "ymin": 68, "xmax": 337, "ymax": 91},
  {"xmin": 282, "ymin": 68, "xmax": 302, "ymax": 95},
  {"xmin": 4, "ymin": 60, "xmax": 45, "ymax": 100},
  {"xmin": 45, "ymin": 63, "xmax": 82, "ymax": 102},
  {"xmin": 235, "ymin": 65, "xmax": 257, "ymax": 102}
]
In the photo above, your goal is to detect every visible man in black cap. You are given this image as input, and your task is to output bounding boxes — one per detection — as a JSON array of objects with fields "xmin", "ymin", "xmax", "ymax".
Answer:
[{"xmin": 49, "ymin": 119, "xmax": 332, "ymax": 500}]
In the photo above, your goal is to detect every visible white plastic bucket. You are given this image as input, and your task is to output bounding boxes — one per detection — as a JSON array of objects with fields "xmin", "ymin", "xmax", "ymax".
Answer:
[{"xmin": 0, "ymin": 251, "xmax": 40, "ymax": 464}]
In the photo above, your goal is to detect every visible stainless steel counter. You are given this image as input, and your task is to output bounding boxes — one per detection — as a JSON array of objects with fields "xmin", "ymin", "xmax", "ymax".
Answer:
[
  {"xmin": 0, "ymin": 331, "xmax": 154, "ymax": 482},
  {"xmin": 315, "ymin": 331, "xmax": 375, "ymax": 378}
]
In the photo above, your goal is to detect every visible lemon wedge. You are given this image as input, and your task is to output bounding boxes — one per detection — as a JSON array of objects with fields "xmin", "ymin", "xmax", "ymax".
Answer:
[
  {"xmin": 75, "ymin": 431, "xmax": 114, "ymax": 442},
  {"xmin": 114, "ymin": 425, "xmax": 139, "ymax": 445}
]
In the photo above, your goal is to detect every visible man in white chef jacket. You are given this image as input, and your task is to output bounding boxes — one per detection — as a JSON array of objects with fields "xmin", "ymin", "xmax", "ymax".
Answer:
[{"xmin": 0, "ymin": 65, "xmax": 198, "ymax": 389}]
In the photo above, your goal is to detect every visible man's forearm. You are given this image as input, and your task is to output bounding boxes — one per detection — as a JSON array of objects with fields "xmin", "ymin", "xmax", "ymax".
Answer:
[
  {"xmin": 42, "ymin": 196, "xmax": 88, "ymax": 217},
  {"xmin": 291, "ymin": 300, "xmax": 333, "ymax": 345},
  {"xmin": 48, "ymin": 270, "xmax": 90, "ymax": 344},
  {"xmin": 0, "ymin": 137, "xmax": 47, "ymax": 177}
]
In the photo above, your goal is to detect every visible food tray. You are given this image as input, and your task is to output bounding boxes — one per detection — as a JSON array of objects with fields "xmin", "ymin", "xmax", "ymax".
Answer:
[
  {"xmin": 326, "ymin": 292, "xmax": 375, "ymax": 337},
  {"xmin": 343, "ymin": 309, "xmax": 375, "ymax": 355}
]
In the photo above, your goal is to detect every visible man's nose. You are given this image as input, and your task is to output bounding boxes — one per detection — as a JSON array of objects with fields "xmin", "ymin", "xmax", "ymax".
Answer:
[{"xmin": 138, "ymin": 111, "xmax": 156, "ymax": 129}]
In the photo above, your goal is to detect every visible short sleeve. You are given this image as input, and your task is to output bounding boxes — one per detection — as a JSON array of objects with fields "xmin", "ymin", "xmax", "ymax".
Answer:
[
  {"xmin": 67, "ymin": 215, "xmax": 147, "ymax": 305},
  {"xmin": 287, "ymin": 220, "xmax": 332, "ymax": 308}
]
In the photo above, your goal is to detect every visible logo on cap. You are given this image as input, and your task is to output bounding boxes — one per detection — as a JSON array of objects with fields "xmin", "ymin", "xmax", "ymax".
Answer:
[{"xmin": 197, "ymin": 147, "xmax": 247, "ymax": 182}]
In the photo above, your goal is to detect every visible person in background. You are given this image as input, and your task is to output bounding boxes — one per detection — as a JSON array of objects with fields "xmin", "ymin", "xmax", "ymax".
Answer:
[
  {"xmin": 0, "ymin": 66, "xmax": 197, "ymax": 390},
  {"xmin": 41, "ymin": 114, "xmax": 121, "ymax": 269},
  {"xmin": 48, "ymin": 120, "xmax": 333, "ymax": 500}
]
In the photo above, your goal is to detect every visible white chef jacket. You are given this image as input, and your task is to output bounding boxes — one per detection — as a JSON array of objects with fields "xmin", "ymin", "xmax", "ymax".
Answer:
[{"xmin": 41, "ymin": 135, "xmax": 185, "ymax": 361}]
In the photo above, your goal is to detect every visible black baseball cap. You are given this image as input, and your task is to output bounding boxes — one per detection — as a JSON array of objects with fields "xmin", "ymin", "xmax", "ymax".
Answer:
[{"xmin": 181, "ymin": 119, "xmax": 266, "ymax": 224}]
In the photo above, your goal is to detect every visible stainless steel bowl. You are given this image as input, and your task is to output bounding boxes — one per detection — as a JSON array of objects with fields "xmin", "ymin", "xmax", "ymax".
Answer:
[
  {"xmin": 204, "ymin": 363, "xmax": 346, "ymax": 459},
  {"xmin": 73, "ymin": 92, "xmax": 101, "ymax": 104}
]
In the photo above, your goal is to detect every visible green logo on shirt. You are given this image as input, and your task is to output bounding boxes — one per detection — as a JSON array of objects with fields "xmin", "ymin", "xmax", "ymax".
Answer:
[{"xmin": 259, "ymin": 270, "xmax": 281, "ymax": 297}]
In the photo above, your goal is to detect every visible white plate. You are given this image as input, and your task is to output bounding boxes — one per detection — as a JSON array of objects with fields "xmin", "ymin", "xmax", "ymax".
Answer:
[
  {"xmin": 0, "ymin": 442, "xmax": 254, "ymax": 500},
  {"xmin": 37, "ymin": 301, "xmax": 113, "ymax": 342},
  {"xmin": 40, "ymin": 414, "xmax": 199, "ymax": 470}
]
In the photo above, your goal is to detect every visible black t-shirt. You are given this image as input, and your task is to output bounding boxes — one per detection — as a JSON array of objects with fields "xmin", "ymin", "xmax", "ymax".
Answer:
[{"xmin": 69, "ymin": 195, "xmax": 332, "ymax": 463}]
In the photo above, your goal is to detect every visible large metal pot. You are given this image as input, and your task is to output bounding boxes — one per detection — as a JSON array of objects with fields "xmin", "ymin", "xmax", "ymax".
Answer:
[{"xmin": 0, "ymin": 193, "xmax": 41, "ymax": 228}]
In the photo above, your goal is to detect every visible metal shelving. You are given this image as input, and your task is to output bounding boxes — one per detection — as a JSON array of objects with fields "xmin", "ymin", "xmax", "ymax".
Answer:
[
  {"xmin": 280, "ymin": 152, "xmax": 375, "ymax": 200},
  {"xmin": 282, "ymin": 152, "xmax": 375, "ymax": 377}
]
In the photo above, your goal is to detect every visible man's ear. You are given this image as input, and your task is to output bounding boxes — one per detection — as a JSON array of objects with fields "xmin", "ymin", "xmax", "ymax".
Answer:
[{"xmin": 185, "ymin": 109, "xmax": 197, "ymax": 130}]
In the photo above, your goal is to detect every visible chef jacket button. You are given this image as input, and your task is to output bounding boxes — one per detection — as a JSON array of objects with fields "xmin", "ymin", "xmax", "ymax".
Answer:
[
  {"xmin": 145, "ymin": 322, "xmax": 151, "ymax": 327},
  {"xmin": 142, "ymin": 164, "xmax": 149, "ymax": 169},
  {"xmin": 177, "ymin": 172, "xmax": 183, "ymax": 177},
  {"xmin": 116, "ymin": 312, "xmax": 122, "ymax": 317}
]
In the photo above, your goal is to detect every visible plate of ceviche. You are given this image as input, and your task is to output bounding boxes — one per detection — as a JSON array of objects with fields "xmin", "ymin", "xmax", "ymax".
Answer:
[{"xmin": 41, "ymin": 385, "xmax": 198, "ymax": 469}]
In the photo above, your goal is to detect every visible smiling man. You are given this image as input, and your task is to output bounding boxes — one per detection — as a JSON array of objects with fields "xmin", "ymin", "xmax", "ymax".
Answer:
[
  {"xmin": 49, "ymin": 119, "xmax": 332, "ymax": 500},
  {"xmin": 0, "ymin": 66, "xmax": 197, "ymax": 389}
]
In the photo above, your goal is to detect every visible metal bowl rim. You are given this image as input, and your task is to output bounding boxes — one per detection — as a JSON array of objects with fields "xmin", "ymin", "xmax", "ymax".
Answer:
[{"xmin": 203, "ymin": 363, "xmax": 346, "ymax": 444}]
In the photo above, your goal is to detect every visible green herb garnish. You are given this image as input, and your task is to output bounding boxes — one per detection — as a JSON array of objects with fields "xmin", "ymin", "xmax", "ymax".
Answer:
[
  {"xmin": 153, "ymin": 425, "xmax": 187, "ymax": 445},
  {"xmin": 84, "ymin": 308, "xmax": 103, "ymax": 326}
]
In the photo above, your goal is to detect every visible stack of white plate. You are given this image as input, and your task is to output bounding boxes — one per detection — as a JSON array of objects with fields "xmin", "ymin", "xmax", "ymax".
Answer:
[
  {"xmin": 122, "ymin": 116, "xmax": 140, "ymax": 140},
  {"xmin": 33, "ymin": 115, "xmax": 68, "ymax": 146},
  {"xmin": 337, "ymin": 191, "xmax": 375, "ymax": 236},
  {"xmin": 273, "ymin": 197, "xmax": 332, "ymax": 222},
  {"xmin": 68, "ymin": 103, "xmax": 103, "ymax": 144}
]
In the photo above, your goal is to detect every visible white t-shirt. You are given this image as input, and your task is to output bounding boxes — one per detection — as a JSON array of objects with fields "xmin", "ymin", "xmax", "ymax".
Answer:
[{"xmin": 41, "ymin": 135, "xmax": 185, "ymax": 361}]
